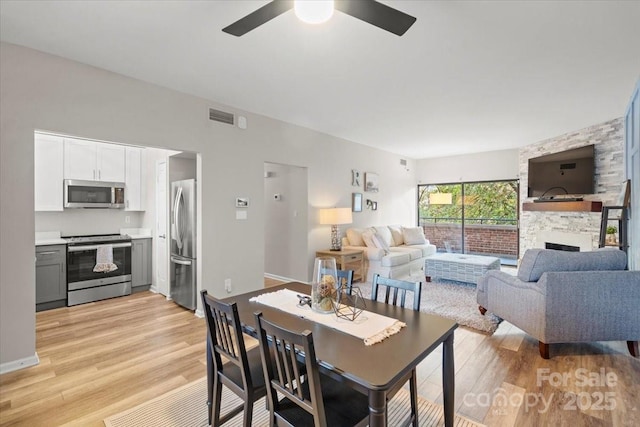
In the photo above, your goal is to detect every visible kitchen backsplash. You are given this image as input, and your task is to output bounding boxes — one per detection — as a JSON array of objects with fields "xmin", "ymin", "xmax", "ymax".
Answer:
[{"xmin": 35, "ymin": 210, "xmax": 144, "ymax": 236}]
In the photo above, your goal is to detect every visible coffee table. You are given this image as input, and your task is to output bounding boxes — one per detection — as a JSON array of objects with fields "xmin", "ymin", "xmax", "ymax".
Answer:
[{"xmin": 425, "ymin": 253, "xmax": 500, "ymax": 284}]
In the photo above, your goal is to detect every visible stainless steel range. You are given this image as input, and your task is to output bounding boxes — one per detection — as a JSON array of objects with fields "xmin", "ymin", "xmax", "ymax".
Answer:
[{"xmin": 64, "ymin": 234, "xmax": 132, "ymax": 306}]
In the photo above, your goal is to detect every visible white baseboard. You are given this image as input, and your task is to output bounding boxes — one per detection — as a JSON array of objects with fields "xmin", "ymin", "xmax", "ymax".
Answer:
[
  {"xmin": 0, "ymin": 352, "xmax": 40, "ymax": 374},
  {"xmin": 149, "ymin": 286, "xmax": 159, "ymax": 293},
  {"xmin": 194, "ymin": 308, "xmax": 204, "ymax": 318},
  {"xmin": 264, "ymin": 273, "xmax": 307, "ymax": 284}
]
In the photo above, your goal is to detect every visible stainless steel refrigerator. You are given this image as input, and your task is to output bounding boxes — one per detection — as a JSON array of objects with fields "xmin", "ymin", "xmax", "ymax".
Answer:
[{"xmin": 170, "ymin": 179, "xmax": 197, "ymax": 310}]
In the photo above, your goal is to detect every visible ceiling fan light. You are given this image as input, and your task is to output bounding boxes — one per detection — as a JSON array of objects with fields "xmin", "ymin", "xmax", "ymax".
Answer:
[{"xmin": 294, "ymin": 0, "xmax": 334, "ymax": 24}]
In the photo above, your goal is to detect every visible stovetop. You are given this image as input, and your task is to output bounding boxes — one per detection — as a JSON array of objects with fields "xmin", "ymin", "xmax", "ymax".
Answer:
[{"xmin": 64, "ymin": 234, "xmax": 131, "ymax": 244}]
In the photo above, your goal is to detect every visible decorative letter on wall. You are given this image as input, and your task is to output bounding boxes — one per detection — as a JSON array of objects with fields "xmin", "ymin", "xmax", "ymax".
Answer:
[{"xmin": 352, "ymin": 169, "xmax": 361, "ymax": 187}]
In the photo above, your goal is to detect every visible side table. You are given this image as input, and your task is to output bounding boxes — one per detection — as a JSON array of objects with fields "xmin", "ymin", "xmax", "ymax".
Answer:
[{"xmin": 315, "ymin": 249, "xmax": 364, "ymax": 282}]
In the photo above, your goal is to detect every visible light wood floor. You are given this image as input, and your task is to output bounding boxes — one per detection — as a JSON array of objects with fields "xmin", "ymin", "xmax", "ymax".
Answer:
[{"xmin": 1, "ymin": 282, "xmax": 638, "ymax": 426}]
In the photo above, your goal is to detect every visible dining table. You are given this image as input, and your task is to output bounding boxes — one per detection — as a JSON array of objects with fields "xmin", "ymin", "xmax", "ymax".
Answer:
[{"xmin": 212, "ymin": 281, "xmax": 458, "ymax": 427}]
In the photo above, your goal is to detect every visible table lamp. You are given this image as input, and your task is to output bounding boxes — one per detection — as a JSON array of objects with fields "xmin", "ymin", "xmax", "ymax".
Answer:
[{"xmin": 319, "ymin": 207, "xmax": 353, "ymax": 251}]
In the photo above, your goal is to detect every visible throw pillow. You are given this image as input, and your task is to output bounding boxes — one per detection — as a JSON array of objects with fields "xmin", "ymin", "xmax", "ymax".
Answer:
[
  {"xmin": 372, "ymin": 232, "xmax": 390, "ymax": 254},
  {"xmin": 373, "ymin": 226, "xmax": 394, "ymax": 247},
  {"xmin": 388, "ymin": 225, "xmax": 404, "ymax": 246},
  {"xmin": 402, "ymin": 226, "xmax": 427, "ymax": 245},
  {"xmin": 346, "ymin": 228, "xmax": 365, "ymax": 246},
  {"xmin": 361, "ymin": 229, "xmax": 377, "ymax": 248}
]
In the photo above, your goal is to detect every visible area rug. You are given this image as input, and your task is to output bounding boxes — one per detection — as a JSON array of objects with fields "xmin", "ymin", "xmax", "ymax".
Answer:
[
  {"xmin": 104, "ymin": 377, "xmax": 484, "ymax": 427},
  {"xmin": 357, "ymin": 276, "xmax": 502, "ymax": 335}
]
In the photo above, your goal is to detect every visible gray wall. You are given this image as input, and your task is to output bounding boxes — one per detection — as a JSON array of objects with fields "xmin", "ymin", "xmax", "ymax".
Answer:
[
  {"xmin": 169, "ymin": 155, "xmax": 197, "ymax": 182},
  {"xmin": 416, "ymin": 148, "xmax": 519, "ymax": 184},
  {"xmin": 0, "ymin": 42, "xmax": 417, "ymax": 367}
]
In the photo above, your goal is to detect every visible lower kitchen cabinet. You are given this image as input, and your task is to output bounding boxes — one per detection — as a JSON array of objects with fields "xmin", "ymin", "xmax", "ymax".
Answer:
[
  {"xmin": 132, "ymin": 238, "xmax": 152, "ymax": 291},
  {"xmin": 36, "ymin": 244, "xmax": 67, "ymax": 311}
]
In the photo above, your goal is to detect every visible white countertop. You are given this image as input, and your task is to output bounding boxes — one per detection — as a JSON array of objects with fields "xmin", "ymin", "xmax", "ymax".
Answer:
[
  {"xmin": 120, "ymin": 228, "xmax": 153, "ymax": 239},
  {"xmin": 35, "ymin": 231, "xmax": 67, "ymax": 246}
]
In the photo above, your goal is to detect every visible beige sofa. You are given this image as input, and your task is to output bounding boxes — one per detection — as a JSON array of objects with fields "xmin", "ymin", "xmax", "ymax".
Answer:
[{"xmin": 342, "ymin": 225, "xmax": 436, "ymax": 283}]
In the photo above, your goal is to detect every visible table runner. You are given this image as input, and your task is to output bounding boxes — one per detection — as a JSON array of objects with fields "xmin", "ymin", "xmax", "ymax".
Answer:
[{"xmin": 250, "ymin": 288, "xmax": 405, "ymax": 345}]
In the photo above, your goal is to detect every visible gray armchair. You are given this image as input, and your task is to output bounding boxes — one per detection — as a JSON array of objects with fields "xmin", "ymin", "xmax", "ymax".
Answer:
[{"xmin": 477, "ymin": 248, "xmax": 640, "ymax": 359}]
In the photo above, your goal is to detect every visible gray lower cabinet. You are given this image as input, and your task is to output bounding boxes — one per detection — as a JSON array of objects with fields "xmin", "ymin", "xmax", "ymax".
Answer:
[
  {"xmin": 132, "ymin": 238, "xmax": 152, "ymax": 292},
  {"xmin": 36, "ymin": 244, "xmax": 67, "ymax": 311}
]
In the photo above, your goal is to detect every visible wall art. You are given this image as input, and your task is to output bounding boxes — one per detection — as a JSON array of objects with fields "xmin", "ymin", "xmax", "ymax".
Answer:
[
  {"xmin": 365, "ymin": 172, "xmax": 379, "ymax": 192},
  {"xmin": 352, "ymin": 193, "xmax": 363, "ymax": 212},
  {"xmin": 235, "ymin": 197, "xmax": 249, "ymax": 208}
]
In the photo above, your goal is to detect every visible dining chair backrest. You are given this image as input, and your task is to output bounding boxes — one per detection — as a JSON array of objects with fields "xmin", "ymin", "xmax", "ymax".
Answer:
[
  {"xmin": 320, "ymin": 268, "xmax": 354, "ymax": 295},
  {"xmin": 337, "ymin": 269, "xmax": 354, "ymax": 295},
  {"xmin": 371, "ymin": 274, "xmax": 422, "ymax": 311},
  {"xmin": 201, "ymin": 291, "xmax": 253, "ymax": 390},
  {"xmin": 255, "ymin": 311, "xmax": 328, "ymax": 426}
]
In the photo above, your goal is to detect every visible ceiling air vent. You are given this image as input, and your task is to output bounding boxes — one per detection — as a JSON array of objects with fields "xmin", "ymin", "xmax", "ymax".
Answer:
[{"xmin": 209, "ymin": 108, "xmax": 234, "ymax": 125}]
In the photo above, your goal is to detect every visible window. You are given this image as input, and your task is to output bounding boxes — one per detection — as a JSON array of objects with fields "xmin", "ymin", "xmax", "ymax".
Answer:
[{"xmin": 418, "ymin": 180, "xmax": 519, "ymax": 265}]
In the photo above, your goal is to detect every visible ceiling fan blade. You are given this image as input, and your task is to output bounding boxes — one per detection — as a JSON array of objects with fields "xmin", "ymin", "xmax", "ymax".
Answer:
[
  {"xmin": 335, "ymin": 0, "xmax": 417, "ymax": 36},
  {"xmin": 222, "ymin": 0, "xmax": 294, "ymax": 36}
]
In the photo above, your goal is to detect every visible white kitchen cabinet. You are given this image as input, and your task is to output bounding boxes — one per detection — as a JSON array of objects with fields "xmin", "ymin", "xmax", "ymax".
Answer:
[
  {"xmin": 98, "ymin": 143, "xmax": 126, "ymax": 182},
  {"xmin": 125, "ymin": 146, "xmax": 145, "ymax": 211},
  {"xmin": 34, "ymin": 133, "xmax": 64, "ymax": 211},
  {"xmin": 64, "ymin": 138, "xmax": 125, "ymax": 182},
  {"xmin": 63, "ymin": 138, "xmax": 97, "ymax": 180}
]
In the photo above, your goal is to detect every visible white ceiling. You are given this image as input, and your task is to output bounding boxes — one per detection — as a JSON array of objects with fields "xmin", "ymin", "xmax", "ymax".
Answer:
[{"xmin": 1, "ymin": 1, "xmax": 639, "ymax": 159}]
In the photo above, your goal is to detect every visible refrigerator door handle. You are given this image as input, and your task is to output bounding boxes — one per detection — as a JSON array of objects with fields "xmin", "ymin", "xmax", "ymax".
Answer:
[
  {"xmin": 170, "ymin": 256, "xmax": 192, "ymax": 266},
  {"xmin": 173, "ymin": 186, "xmax": 183, "ymax": 250}
]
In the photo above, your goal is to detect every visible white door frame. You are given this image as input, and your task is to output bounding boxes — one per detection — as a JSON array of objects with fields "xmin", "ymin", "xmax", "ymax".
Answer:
[{"xmin": 154, "ymin": 159, "xmax": 170, "ymax": 297}]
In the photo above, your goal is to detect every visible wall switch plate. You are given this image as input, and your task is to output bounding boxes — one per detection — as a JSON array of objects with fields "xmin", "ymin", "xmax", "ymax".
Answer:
[{"xmin": 224, "ymin": 278, "xmax": 232, "ymax": 293}]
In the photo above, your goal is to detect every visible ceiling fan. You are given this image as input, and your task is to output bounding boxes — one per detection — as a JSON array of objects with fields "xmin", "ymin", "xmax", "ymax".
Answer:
[{"xmin": 222, "ymin": 0, "xmax": 417, "ymax": 37}]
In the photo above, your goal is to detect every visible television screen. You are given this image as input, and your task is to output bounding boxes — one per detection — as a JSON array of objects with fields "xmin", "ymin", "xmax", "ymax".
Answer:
[{"xmin": 527, "ymin": 145, "xmax": 595, "ymax": 198}]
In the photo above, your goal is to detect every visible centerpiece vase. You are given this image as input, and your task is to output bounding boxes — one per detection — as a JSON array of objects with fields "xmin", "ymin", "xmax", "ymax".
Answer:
[{"xmin": 311, "ymin": 257, "xmax": 338, "ymax": 313}]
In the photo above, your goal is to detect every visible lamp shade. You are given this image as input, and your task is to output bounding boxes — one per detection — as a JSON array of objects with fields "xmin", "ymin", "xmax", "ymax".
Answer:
[
  {"xmin": 319, "ymin": 207, "xmax": 352, "ymax": 225},
  {"xmin": 428, "ymin": 193, "xmax": 453, "ymax": 205}
]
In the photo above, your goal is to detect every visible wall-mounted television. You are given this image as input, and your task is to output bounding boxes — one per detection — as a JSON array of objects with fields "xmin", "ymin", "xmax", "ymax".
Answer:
[{"xmin": 527, "ymin": 145, "xmax": 595, "ymax": 198}]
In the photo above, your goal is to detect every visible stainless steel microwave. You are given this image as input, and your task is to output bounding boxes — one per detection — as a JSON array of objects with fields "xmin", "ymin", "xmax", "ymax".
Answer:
[{"xmin": 64, "ymin": 179, "xmax": 125, "ymax": 208}]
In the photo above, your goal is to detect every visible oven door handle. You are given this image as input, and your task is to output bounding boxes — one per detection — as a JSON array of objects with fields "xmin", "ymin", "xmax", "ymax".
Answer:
[{"xmin": 68, "ymin": 242, "xmax": 132, "ymax": 252}]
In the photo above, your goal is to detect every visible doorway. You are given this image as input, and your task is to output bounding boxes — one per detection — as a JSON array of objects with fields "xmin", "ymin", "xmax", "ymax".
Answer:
[{"xmin": 264, "ymin": 162, "xmax": 308, "ymax": 282}]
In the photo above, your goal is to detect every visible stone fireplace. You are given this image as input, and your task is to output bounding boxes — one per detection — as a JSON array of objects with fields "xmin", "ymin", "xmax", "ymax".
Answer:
[
  {"xmin": 535, "ymin": 230, "xmax": 593, "ymax": 252},
  {"xmin": 519, "ymin": 118, "xmax": 625, "ymax": 256}
]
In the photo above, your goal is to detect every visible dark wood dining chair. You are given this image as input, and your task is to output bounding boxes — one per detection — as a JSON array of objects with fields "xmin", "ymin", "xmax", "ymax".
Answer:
[
  {"xmin": 336, "ymin": 269, "xmax": 355, "ymax": 295},
  {"xmin": 371, "ymin": 274, "xmax": 422, "ymax": 426},
  {"xmin": 372, "ymin": 273, "xmax": 421, "ymax": 311},
  {"xmin": 319, "ymin": 268, "xmax": 354, "ymax": 295},
  {"xmin": 254, "ymin": 311, "xmax": 370, "ymax": 427},
  {"xmin": 322, "ymin": 269, "xmax": 353, "ymax": 295},
  {"xmin": 201, "ymin": 290, "xmax": 267, "ymax": 427}
]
